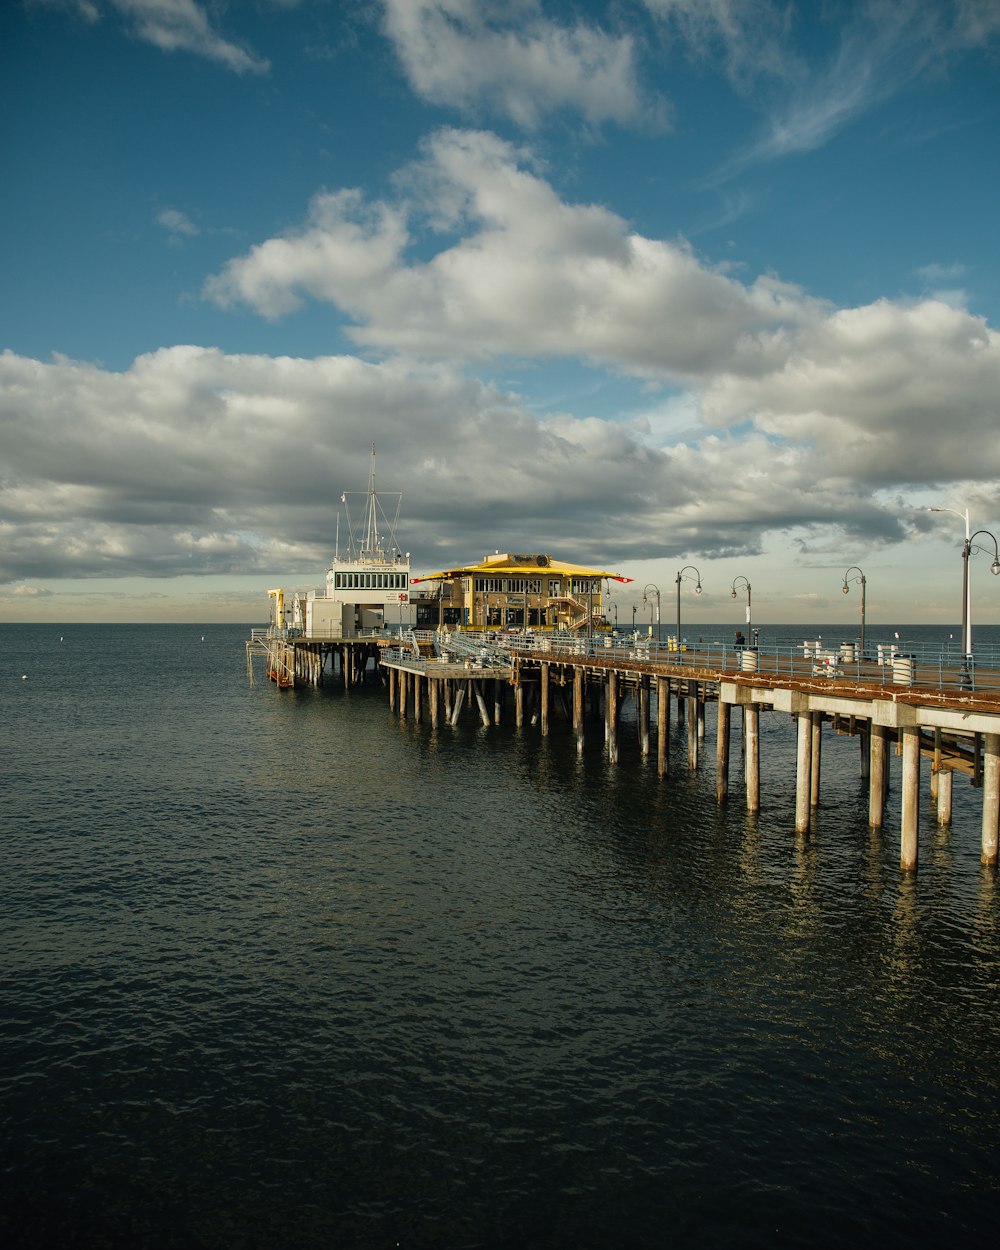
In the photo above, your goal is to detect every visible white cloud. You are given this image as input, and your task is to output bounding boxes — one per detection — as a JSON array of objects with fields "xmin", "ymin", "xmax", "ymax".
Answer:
[
  {"xmin": 0, "ymin": 342, "xmax": 916, "ymax": 587},
  {"xmin": 3, "ymin": 316, "xmax": 995, "ymax": 594},
  {"xmin": 9, "ymin": 584, "xmax": 53, "ymax": 597},
  {"xmin": 203, "ymin": 126, "xmax": 1000, "ymax": 481},
  {"xmin": 194, "ymin": 124, "xmax": 1000, "ymax": 566},
  {"xmin": 156, "ymin": 207, "xmax": 200, "ymax": 243},
  {"xmin": 204, "ymin": 189, "xmax": 410, "ymax": 319},
  {"xmin": 380, "ymin": 0, "xmax": 660, "ymax": 129},
  {"xmin": 701, "ymin": 0, "xmax": 1000, "ymax": 176},
  {"xmin": 916, "ymin": 262, "xmax": 968, "ymax": 284},
  {"xmin": 701, "ymin": 298, "xmax": 1000, "ymax": 483},
  {"xmin": 54, "ymin": 0, "xmax": 270, "ymax": 74},
  {"xmin": 205, "ymin": 128, "xmax": 817, "ymax": 376},
  {"xmin": 642, "ymin": 0, "xmax": 796, "ymax": 88}
]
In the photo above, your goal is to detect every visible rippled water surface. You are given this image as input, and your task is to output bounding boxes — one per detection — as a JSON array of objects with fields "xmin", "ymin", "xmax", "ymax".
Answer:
[{"xmin": 3, "ymin": 623, "xmax": 999, "ymax": 1248}]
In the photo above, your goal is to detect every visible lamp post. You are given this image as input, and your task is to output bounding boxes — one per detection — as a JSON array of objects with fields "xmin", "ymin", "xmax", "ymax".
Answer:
[
  {"xmin": 675, "ymin": 565, "xmax": 702, "ymax": 657},
  {"xmin": 841, "ymin": 566, "xmax": 866, "ymax": 656},
  {"xmin": 632, "ymin": 604, "xmax": 637, "ymax": 630},
  {"xmin": 587, "ymin": 580, "xmax": 593, "ymax": 648},
  {"xmin": 962, "ymin": 530, "xmax": 1000, "ymax": 661},
  {"xmin": 930, "ymin": 506, "xmax": 971, "ymax": 655},
  {"xmin": 730, "ymin": 576, "xmax": 751, "ymax": 633},
  {"xmin": 642, "ymin": 583, "xmax": 661, "ymax": 640}
]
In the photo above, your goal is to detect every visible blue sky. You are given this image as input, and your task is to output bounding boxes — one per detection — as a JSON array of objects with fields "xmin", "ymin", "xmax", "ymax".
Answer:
[{"xmin": 2, "ymin": 0, "xmax": 999, "ymax": 625}]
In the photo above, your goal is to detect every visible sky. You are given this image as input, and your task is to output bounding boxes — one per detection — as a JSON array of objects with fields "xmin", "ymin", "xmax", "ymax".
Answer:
[{"xmin": 1, "ymin": 0, "xmax": 999, "ymax": 627}]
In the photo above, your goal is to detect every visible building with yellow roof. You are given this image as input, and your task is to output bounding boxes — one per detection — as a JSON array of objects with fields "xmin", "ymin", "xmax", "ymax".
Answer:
[{"xmin": 411, "ymin": 552, "xmax": 633, "ymax": 632}]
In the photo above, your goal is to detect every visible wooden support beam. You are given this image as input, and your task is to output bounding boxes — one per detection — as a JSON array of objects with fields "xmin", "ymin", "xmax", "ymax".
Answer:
[
  {"xmin": 656, "ymin": 677, "xmax": 669, "ymax": 777},
  {"xmin": 449, "ymin": 683, "xmax": 466, "ymax": 726},
  {"xmin": 573, "ymin": 667, "xmax": 585, "ymax": 756},
  {"xmin": 900, "ymin": 726, "xmax": 920, "ymax": 871},
  {"xmin": 639, "ymin": 675, "xmax": 650, "ymax": 758},
  {"xmin": 982, "ymin": 733, "xmax": 1000, "ymax": 866},
  {"xmin": 607, "ymin": 671, "xmax": 619, "ymax": 764},
  {"xmin": 716, "ymin": 699, "xmax": 730, "ymax": 805},
  {"xmin": 810, "ymin": 712, "xmax": 822, "ymax": 808},
  {"xmin": 931, "ymin": 728, "xmax": 941, "ymax": 804},
  {"xmin": 795, "ymin": 712, "xmax": 812, "ymax": 834},
  {"xmin": 745, "ymin": 705, "xmax": 760, "ymax": 813},
  {"xmin": 687, "ymin": 682, "xmax": 699, "ymax": 770},
  {"xmin": 869, "ymin": 725, "xmax": 887, "ymax": 829},
  {"xmin": 936, "ymin": 766, "xmax": 953, "ymax": 827},
  {"xmin": 474, "ymin": 681, "xmax": 490, "ymax": 727}
]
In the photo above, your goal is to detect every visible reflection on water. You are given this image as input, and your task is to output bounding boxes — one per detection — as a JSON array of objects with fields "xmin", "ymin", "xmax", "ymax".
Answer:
[{"xmin": 1, "ymin": 623, "xmax": 998, "ymax": 1249}]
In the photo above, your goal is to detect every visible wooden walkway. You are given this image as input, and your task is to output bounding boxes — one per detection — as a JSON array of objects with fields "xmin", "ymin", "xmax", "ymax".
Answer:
[
  {"xmin": 380, "ymin": 639, "xmax": 1000, "ymax": 873},
  {"xmin": 246, "ymin": 628, "xmax": 1000, "ymax": 873}
]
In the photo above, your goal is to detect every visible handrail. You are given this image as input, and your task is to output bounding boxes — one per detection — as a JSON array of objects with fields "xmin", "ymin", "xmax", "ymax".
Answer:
[{"xmin": 397, "ymin": 630, "xmax": 1000, "ymax": 696}]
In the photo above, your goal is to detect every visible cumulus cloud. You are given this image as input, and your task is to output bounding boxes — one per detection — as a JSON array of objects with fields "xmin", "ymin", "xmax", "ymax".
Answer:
[
  {"xmin": 2, "ymin": 325, "xmax": 994, "ymax": 591},
  {"xmin": 203, "ymin": 126, "xmax": 1000, "ymax": 479},
  {"xmin": 53, "ymin": 0, "xmax": 269, "ymax": 74},
  {"xmin": 380, "ymin": 0, "xmax": 661, "ymax": 129},
  {"xmin": 205, "ymin": 128, "xmax": 817, "ymax": 376},
  {"xmin": 701, "ymin": 298, "xmax": 1000, "ymax": 487},
  {"xmin": 4, "ymin": 347, "xmax": 703, "ymax": 581}
]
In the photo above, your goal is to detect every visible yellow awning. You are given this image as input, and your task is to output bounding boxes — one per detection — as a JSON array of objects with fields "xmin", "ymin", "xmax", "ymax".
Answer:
[{"xmin": 412, "ymin": 558, "xmax": 633, "ymax": 584}]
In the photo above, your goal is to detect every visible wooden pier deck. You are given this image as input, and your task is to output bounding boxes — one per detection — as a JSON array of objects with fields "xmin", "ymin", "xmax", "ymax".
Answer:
[
  {"xmin": 247, "ymin": 628, "xmax": 1000, "ymax": 873},
  {"xmin": 381, "ymin": 635, "xmax": 1000, "ymax": 873}
]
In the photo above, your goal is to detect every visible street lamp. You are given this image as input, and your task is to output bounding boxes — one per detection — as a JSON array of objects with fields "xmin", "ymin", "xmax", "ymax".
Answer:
[
  {"xmin": 631, "ymin": 604, "xmax": 637, "ymax": 630},
  {"xmin": 730, "ymin": 576, "xmax": 751, "ymax": 632},
  {"xmin": 642, "ymin": 583, "xmax": 661, "ymax": 640},
  {"xmin": 962, "ymin": 530, "xmax": 1000, "ymax": 660},
  {"xmin": 841, "ymin": 566, "xmax": 866, "ymax": 656},
  {"xmin": 930, "ymin": 506, "xmax": 971, "ymax": 654},
  {"xmin": 675, "ymin": 565, "xmax": 702, "ymax": 657}
]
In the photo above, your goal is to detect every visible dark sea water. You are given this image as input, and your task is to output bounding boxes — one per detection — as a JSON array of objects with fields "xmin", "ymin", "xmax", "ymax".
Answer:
[{"xmin": 2, "ymin": 622, "xmax": 999, "ymax": 1250}]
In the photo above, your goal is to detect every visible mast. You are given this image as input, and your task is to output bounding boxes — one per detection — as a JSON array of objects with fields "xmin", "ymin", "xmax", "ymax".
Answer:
[
  {"xmin": 363, "ymin": 442, "xmax": 380, "ymax": 560},
  {"xmin": 334, "ymin": 444, "xmax": 405, "ymax": 568}
]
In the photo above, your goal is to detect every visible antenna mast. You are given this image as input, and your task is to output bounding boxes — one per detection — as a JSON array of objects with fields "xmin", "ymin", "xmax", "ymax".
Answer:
[{"xmin": 363, "ymin": 443, "xmax": 380, "ymax": 560}]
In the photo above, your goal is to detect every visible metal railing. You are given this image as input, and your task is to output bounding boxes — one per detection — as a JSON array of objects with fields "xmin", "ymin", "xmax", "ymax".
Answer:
[
  {"xmin": 451, "ymin": 630, "xmax": 1000, "ymax": 697},
  {"xmin": 249, "ymin": 625, "xmax": 394, "ymax": 641}
]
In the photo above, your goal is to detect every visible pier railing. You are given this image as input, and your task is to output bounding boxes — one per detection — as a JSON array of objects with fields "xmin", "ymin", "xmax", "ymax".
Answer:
[
  {"xmin": 394, "ymin": 630, "xmax": 1000, "ymax": 697},
  {"xmin": 260, "ymin": 623, "xmax": 1000, "ymax": 698},
  {"xmin": 249, "ymin": 626, "xmax": 391, "ymax": 641}
]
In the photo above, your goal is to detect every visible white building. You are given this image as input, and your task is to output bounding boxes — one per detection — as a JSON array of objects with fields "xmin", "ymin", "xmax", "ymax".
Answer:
[{"xmin": 268, "ymin": 447, "xmax": 422, "ymax": 638}]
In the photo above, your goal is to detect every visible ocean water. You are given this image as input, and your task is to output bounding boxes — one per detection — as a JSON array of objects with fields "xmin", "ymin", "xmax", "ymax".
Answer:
[{"xmin": 2, "ymin": 622, "xmax": 999, "ymax": 1250}]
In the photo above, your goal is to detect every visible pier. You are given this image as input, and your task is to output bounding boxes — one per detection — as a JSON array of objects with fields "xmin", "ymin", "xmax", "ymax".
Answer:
[
  {"xmin": 248, "ymin": 627, "xmax": 1000, "ymax": 873},
  {"xmin": 246, "ymin": 628, "xmax": 390, "ymax": 690}
]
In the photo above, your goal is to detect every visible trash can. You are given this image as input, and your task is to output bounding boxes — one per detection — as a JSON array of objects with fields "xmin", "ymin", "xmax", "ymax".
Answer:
[
  {"xmin": 892, "ymin": 654, "xmax": 914, "ymax": 686},
  {"xmin": 840, "ymin": 643, "xmax": 855, "ymax": 663},
  {"xmin": 740, "ymin": 648, "xmax": 758, "ymax": 672}
]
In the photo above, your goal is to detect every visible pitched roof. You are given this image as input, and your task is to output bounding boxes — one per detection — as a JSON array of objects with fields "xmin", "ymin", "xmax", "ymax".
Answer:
[{"xmin": 411, "ymin": 554, "xmax": 633, "ymax": 584}]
